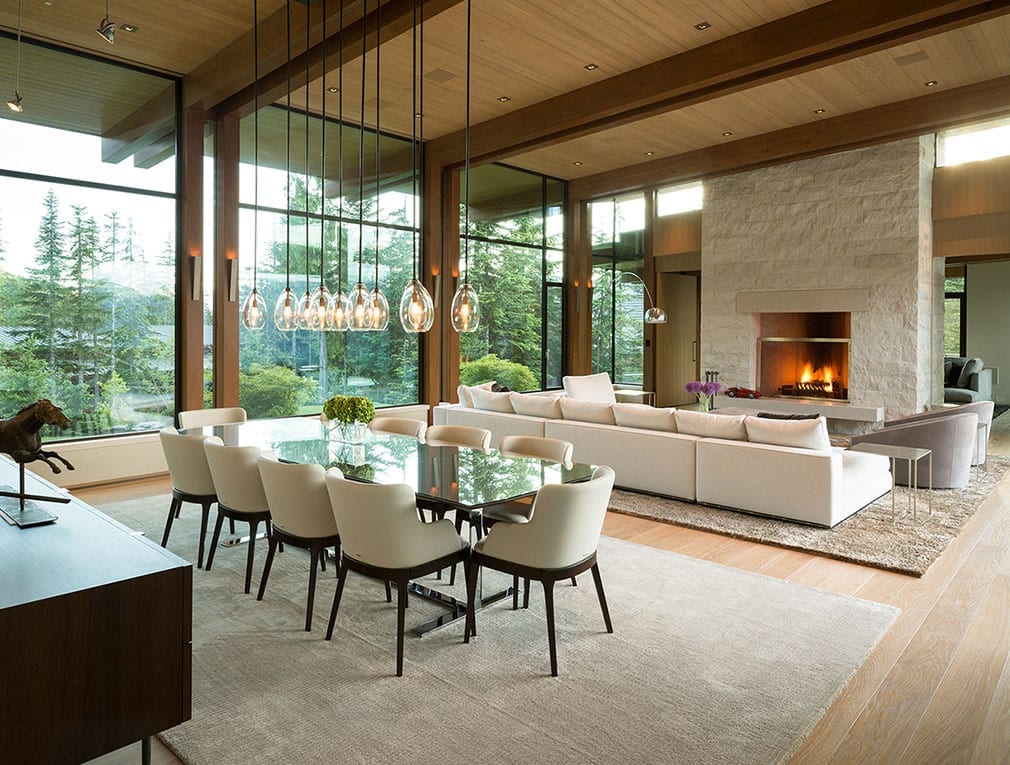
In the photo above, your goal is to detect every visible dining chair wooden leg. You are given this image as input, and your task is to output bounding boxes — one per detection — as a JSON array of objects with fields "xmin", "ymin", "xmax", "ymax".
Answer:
[
  {"xmin": 464, "ymin": 560, "xmax": 480, "ymax": 642},
  {"xmin": 523, "ymin": 578, "xmax": 531, "ymax": 609},
  {"xmin": 161, "ymin": 497, "xmax": 181, "ymax": 548},
  {"xmin": 396, "ymin": 577, "xmax": 409, "ymax": 677},
  {"xmin": 512, "ymin": 574, "xmax": 520, "ymax": 610},
  {"xmin": 325, "ymin": 563, "xmax": 349, "ymax": 640},
  {"xmin": 229, "ymin": 518, "xmax": 236, "ymax": 534},
  {"xmin": 244, "ymin": 519, "xmax": 260, "ymax": 594},
  {"xmin": 590, "ymin": 562, "xmax": 613, "ymax": 633},
  {"xmin": 197, "ymin": 500, "xmax": 213, "ymax": 570},
  {"xmin": 384, "ymin": 580, "xmax": 392, "ymax": 603},
  {"xmin": 542, "ymin": 578, "xmax": 559, "ymax": 677},
  {"xmin": 256, "ymin": 535, "xmax": 278, "ymax": 600},
  {"xmin": 205, "ymin": 512, "xmax": 226, "ymax": 571},
  {"xmin": 306, "ymin": 543, "xmax": 320, "ymax": 631}
]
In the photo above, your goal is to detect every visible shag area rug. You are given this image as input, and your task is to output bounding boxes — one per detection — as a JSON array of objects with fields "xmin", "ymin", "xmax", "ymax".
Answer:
[
  {"xmin": 101, "ymin": 495, "xmax": 898, "ymax": 765},
  {"xmin": 609, "ymin": 456, "xmax": 1010, "ymax": 577}
]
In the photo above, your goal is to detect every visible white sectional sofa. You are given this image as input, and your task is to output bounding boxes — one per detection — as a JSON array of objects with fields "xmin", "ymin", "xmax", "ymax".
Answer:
[{"xmin": 434, "ymin": 385, "xmax": 891, "ymax": 527}]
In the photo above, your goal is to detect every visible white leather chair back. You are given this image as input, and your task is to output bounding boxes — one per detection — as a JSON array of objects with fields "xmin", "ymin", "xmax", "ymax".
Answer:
[
  {"xmin": 204, "ymin": 440, "xmax": 270, "ymax": 514},
  {"xmin": 257, "ymin": 453, "xmax": 339, "ymax": 539},
  {"xmin": 499, "ymin": 435, "xmax": 574, "ymax": 465},
  {"xmin": 425, "ymin": 424, "xmax": 491, "ymax": 450},
  {"xmin": 368, "ymin": 416, "xmax": 427, "ymax": 441},
  {"xmin": 160, "ymin": 427, "xmax": 219, "ymax": 496},
  {"xmin": 326, "ymin": 471, "xmax": 462, "ymax": 569},
  {"xmin": 178, "ymin": 406, "xmax": 248, "ymax": 429},
  {"xmin": 482, "ymin": 465, "xmax": 615, "ymax": 569}
]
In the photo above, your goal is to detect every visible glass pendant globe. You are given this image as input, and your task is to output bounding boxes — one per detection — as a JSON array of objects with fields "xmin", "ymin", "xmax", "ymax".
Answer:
[
  {"xmin": 273, "ymin": 286, "xmax": 299, "ymax": 331},
  {"xmin": 296, "ymin": 289, "xmax": 314, "ymax": 329},
  {"xmin": 450, "ymin": 282, "xmax": 480, "ymax": 333},
  {"xmin": 369, "ymin": 286, "xmax": 390, "ymax": 331},
  {"xmin": 398, "ymin": 279, "xmax": 434, "ymax": 333},
  {"xmin": 347, "ymin": 282, "xmax": 373, "ymax": 331},
  {"xmin": 241, "ymin": 287, "xmax": 267, "ymax": 330},
  {"xmin": 307, "ymin": 285, "xmax": 335, "ymax": 331},
  {"xmin": 331, "ymin": 290, "xmax": 352, "ymax": 332}
]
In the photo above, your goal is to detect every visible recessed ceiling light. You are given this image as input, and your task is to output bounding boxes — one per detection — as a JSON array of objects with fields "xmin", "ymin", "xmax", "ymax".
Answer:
[
  {"xmin": 572, "ymin": 161, "xmax": 583, "ymax": 166},
  {"xmin": 497, "ymin": 96, "xmax": 511, "ymax": 102},
  {"xmin": 694, "ymin": 21, "xmax": 711, "ymax": 31},
  {"xmin": 813, "ymin": 108, "xmax": 826, "ymax": 114},
  {"xmin": 644, "ymin": 151, "xmax": 655, "ymax": 156},
  {"xmin": 925, "ymin": 80, "xmax": 938, "ymax": 87},
  {"xmin": 584, "ymin": 63, "xmax": 599, "ymax": 70},
  {"xmin": 721, "ymin": 131, "xmax": 733, "ymax": 137},
  {"xmin": 120, "ymin": 23, "xmax": 138, "ymax": 33},
  {"xmin": 327, "ymin": 86, "xmax": 339, "ymax": 93}
]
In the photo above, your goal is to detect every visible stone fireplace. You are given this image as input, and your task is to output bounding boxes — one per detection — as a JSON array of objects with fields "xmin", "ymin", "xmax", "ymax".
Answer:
[{"xmin": 757, "ymin": 312, "xmax": 850, "ymax": 401}]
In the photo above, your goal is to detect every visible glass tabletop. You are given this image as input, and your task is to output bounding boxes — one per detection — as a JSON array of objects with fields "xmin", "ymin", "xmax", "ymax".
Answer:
[{"xmin": 181, "ymin": 417, "xmax": 596, "ymax": 510}]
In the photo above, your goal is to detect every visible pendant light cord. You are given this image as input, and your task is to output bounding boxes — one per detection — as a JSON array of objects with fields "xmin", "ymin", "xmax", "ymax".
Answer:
[
  {"xmin": 304, "ymin": 1, "xmax": 311, "ymax": 296},
  {"xmin": 13, "ymin": 0, "xmax": 23, "ymax": 95},
  {"xmin": 285, "ymin": 0, "xmax": 292, "ymax": 291},
  {"xmin": 319, "ymin": 0, "xmax": 326, "ymax": 290},
  {"xmin": 357, "ymin": 0, "xmax": 366, "ymax": 287},
  {"xmin": 462, "ymin": 0, "xmax": 471, "ymax": 288},
  {"xmin": 336, "ymin": 0, "xmax": 344, "ymax": 293},
  {"xmin": 373, "ymin": 0, "xmax": 381, "ymax": 287},
  {"xmin": 411, "ymin": 0, "xmax": 418, "ymax": 283},
  {"xmin": 252, "ymin": 0, "xmax": 259, "ymax": 290}
]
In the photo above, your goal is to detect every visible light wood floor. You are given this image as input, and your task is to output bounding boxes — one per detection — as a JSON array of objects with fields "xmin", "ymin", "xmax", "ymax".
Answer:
[{"xmin": 84, "ymin": 411, "xmax": 1010, "ymax": 765}]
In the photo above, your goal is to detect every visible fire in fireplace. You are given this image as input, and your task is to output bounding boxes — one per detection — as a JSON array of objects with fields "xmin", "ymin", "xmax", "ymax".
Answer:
[{"xmin": 757, "ymin": 313, "xmax": 850, "ymax": 401}]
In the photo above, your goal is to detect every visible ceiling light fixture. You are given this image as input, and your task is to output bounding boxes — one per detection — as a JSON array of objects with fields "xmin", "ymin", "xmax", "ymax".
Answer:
[
  {"xmin": 96, "ymin": 0, "xmax": 116, "ymax": 44},
  {"xmin": 327, "ymin": 86, "xmax": 339, "ymax": 93},
  {"xmin": 7, "ymin": 0, "xmax": 24, "ymax": 113},
  {"xmin": 399, "ymin": 0, "xmax": 435, "ymax": 333},
  {"xmin": 451, "ymin": 0, "xmax": 479, "ymax": 334},
  {"xmin": 348, "ymin": 0, "xmax": 374, "ymax": 331},
  {"xmin": 644, "ymin": 151, "xmax": 654, "ymax": 156},
  {"xmin": 241, "ymin": 0, "xmax": 266, "ymax": 330},
  {"xmin": 120, "ymin": 23, "xmax": 138, "ymax": 33},
  {"xmin": 330, "ymin": 0, "xmax": 352, "ymax": 332},
  {"xmin": 925, "ymin": 80, "xmax": 938, "ymax": 87},
  {"xmin": 721, "ymin": 131, "xmax": 733, "ymax": 136},
  {"xmin": 813, "ymin": 108, "xmax": 826, "ymax": 114},
  {"xmin": 694, "ymin": 21, "xmax": 711, "ymax": 31},
  {"xmin": 584, "ymin": 63, "xmax": 599, "ymax": 70},
  {"xmin": 369, "ymin": 0, "xmax": 390, "ymax": 331},
  {"xmin": 497, "ymin": 95, "xmax": 510, "ymax": 102},
  {"xmin": 274, "ymin": 0, "xmax": 298, "ymax": 331},
  {"xmin": 297, "ymin": 1, "xmax": 315, "ymax": 329},
  {"xmin": 572, "ymin": 161, "xmax": 583, "ymax": 166}
]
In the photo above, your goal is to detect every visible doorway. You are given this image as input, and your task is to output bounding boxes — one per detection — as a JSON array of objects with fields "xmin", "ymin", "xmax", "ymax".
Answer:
[{"xmin": 655, "ymin": 272, "xmax": 699, "ymax": 406}]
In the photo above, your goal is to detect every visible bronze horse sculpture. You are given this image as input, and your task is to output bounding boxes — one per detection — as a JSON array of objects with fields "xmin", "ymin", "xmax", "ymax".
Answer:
[{"xmin": 0, "ymin": 399, "xmax": 76, "ymax": 474}]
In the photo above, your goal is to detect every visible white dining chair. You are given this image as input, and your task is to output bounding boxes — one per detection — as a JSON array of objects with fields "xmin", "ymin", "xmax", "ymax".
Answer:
[
  {"xmin": 178, "ymin": 406, "xmax": 247, "ymax": 430},
  {"xmin": 324, "ymin": 470, "xmax": 469, "ymax": 676},
  {"xmin": 368, "ymin": 416, "xmax": 427, "ymax": 441},
  {"xmin": 465, "ymin": 465, "xmax": 616, "ymax": 676},
  {"xmin": 159, "ymin": 427, "xmax": 218, "ymax": 569}
]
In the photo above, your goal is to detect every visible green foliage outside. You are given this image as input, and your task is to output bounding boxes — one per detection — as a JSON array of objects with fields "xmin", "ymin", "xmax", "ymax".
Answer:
[
  {"xmin": 238, "ymin": 364, "xmax": 317, "ymax": 418},
  {"xmin": 459, "ymin": 354, "xmax": 537, "ymax": 392},
  {"xmin": 322, "ymin": 394, "xmax": 375, "ymax": 424}
]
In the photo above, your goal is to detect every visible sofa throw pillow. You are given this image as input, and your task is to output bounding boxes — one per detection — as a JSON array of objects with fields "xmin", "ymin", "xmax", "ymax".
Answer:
[
  {"xmin": 946, "ymin": 358, "xmax": 966, "ymax": 388},
  {"xmin": 943, "ymin": 360, "xmax": 953, "ymax": 384},
  {"xmin": 562, "ymin": 372, "xmax": 617, "ymax": 404},
  {"xmin": 756, "ymin": 411, "xmax": 820, "ymax": 420},
  {"xmin": 957, "ymin": 357, "xmax": 984, "ymax": 389},
  {"xmin": 469, "ymin": 387, "xmax": 515, "ymax": 413},
  {"xmin": 674, "ymin": 410, "xmax": 747, "ymax": 440},
  {"xmin": 456, "ymin": 381, "xmax": 494, "ymax": 408},
  {"xmin": 745, "ymin": 415, "xmax": 831, "ymax": 452},
  {"xmin": 510, "ymin": 392, "xmax": 563, "ymax": 419},
  {"xmin": 612, "ymin": 403, "xmax": 678, "ymax": 432},
  {"xmin": 559, "ymin": 398, "xmax": 616, "ymax": 425}
]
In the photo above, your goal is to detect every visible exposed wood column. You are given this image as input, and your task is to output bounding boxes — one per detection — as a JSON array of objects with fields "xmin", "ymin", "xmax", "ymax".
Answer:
[
  {"xmin": 565, "ymin": 195, "xmax": 591, "ymax": 376},
  {"xmin": 642, "ymin": 189, "xmax": 657, "ymax": 395},
  {"xmin": 177, "ymin": 106, "xmax": 206, "ymax": 417},
  {"xmin": 214, "ymin": 116, "xmax": 241, "ymax": 407}
]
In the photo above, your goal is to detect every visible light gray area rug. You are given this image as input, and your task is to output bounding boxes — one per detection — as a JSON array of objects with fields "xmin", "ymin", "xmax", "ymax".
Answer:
[
  {"xmin": 101, "ymin": 495, "xmax": 898, "ymax": 765},
  {"xmin": 610, "ymin": 455, "xmax": 1010, "ymax": 577}
]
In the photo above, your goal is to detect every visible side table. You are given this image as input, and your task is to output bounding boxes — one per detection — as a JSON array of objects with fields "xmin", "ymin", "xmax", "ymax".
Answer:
[
  {"xmin": 614, "ymin": 389, "xmax": 656, "ymax": 407},
  {"xmin": 848, "ymin": 443, "xmax": 932, "ymax": 521}
]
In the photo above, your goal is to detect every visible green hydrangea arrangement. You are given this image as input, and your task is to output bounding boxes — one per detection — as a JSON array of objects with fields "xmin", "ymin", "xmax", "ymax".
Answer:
[{"xmin": 322, "ymin": 395, "xmax": 375, "ymax": 425}]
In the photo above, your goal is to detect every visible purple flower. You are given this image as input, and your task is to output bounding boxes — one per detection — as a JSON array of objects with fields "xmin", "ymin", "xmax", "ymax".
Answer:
[
  {"xmin": 701, "ymin": 381, "xmax": 724, "ymax": 396},
  {"xmin": 684, "ymin": 381, "xmax": 704, "ymax": 394}
]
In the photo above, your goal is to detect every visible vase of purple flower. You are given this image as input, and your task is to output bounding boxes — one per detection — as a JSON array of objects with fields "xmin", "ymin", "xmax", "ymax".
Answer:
[{"xmin": 685, "ymin": 380, "xmax": 723, "ymax": 412}]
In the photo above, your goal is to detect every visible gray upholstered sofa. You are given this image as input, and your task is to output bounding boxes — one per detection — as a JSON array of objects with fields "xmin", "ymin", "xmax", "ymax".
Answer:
[{"xmin": 944, "ymin": 357, "xmax": 993, "ymax": 403}]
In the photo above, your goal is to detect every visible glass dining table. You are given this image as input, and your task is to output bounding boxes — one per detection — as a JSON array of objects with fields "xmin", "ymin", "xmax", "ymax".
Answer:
[{"xmin": 181, "ymin": 416, "xmax": 596, "ymax": 634}]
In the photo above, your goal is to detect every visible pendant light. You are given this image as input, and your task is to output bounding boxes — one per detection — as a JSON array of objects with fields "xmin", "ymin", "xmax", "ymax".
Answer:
[
  {"xmin": 398, "ymin": 0, "xmax": 434, "ymax": 333},
  {"xmin": 96, "ymin": 0, "xmax": 116, "ymax": 44},
  {"xmin": 330, "ymin": 0, "xmax": 352, "ymax": 331},
  {"xmin": 7, "ymin": 0, "xmax": 24, "ymax": 113},
  {"xmin": 296, "ymin": 1, "xmax": 315, "ymax": 329},
  {"xmin": 369, "ymin": 0, "xmax": 390, "ymax": 331},
  {"xmin": 450, "ymin": 0, "xmax": 479, "ymax": 333},
  {"xmin": 274, "ymin": 1, "xmax": 299, "ymax": 331},
  {"xmin": 347, "ymin": 0, "xmax": 373, "ymax": 331},
  {"xmin": 309, "ymin": 0, "xmax": 336, "ymax": 331},
  {"xmin": 241, "ymin": 0, "xmax": 267, "ymax": 330}
]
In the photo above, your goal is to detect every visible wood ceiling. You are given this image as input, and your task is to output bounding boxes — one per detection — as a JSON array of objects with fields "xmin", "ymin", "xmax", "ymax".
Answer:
[{"xmin": 3, "ymin": 0, "xmax": 1010, "ymax": 195}]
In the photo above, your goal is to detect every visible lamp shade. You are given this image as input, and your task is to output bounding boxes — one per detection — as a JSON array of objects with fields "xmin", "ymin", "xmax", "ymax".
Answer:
[
  {"xmin": 399, "ymin": 278, "xmax": 434, "ymax": 332},
  {"xmin": 450, "ymin": 282, "xmax": 480, "ymax": 333},
  {"xmin": 644, "ymin": 306, "xmax": 668, "ymax": 324},
  {"xmin": 274, "ymin": 286, "xmax": 299, "ymax": 331},
  {"xmin": 347, "ymin": 282, "xmax": 373, "ymax": 331},
  {"xmin": 241, "ymin": 287, "xmax": 267, "ymax": 330},
  {"xmin": 369, "ymin": 287, "xmax": 390, "ymax": 331},
  {"xmin": 331, "ymin": 290, "xmax": 352, "ymax": 332},
  {"xmin": 307, "ymin": 285, "xmax": 335, "ymax": 331}
]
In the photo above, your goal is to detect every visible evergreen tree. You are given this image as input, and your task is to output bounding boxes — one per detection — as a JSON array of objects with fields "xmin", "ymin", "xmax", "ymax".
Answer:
[
  {"xmin": 22, "ymin": 190, "xmax": 67, "ymax": 377},
  {"xmin": 65, "ymin": 204, "xmax": 110, "ymax": 403}
]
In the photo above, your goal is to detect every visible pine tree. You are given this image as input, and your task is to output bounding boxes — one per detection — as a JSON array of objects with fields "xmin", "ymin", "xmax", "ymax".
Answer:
[{"xmin": 22, "ymin": 190, "xmax": 67, "ymax": 377}]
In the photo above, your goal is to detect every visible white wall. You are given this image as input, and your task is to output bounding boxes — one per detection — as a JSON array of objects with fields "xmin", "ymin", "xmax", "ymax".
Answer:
[{"xmin": 966, "ymin": 260, "xmax": 1010, "ymax": 404}]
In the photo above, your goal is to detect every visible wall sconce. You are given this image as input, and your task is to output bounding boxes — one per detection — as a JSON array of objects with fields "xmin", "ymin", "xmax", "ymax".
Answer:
[
  {"xmin": 189, "ymin": 250, "xmax": 202, "ymax": 301},
  {"xmin": 225, "ymin": 254, "xmax": 238, "ymax": 303}
]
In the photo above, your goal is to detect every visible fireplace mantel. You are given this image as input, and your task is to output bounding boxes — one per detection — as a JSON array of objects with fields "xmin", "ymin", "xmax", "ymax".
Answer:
[{"xmin": 735, "ymin": 288, "xmax": 870, "ymax": 314}]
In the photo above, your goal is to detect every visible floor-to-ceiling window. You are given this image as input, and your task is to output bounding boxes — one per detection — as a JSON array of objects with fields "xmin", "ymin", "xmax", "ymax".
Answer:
[
  {"xmin": 236, "ymin": 107, "xmax": 420, "ymax": 415},
  {"xmin": 0, "ymin": 37, "xmax": 178, "ymax": 438},
  {"xmin": 457, "ymin": 164, "xmax": 565, "ymax": 391},
  {"xmin": 590, "ymin": 194, "xmax": 646, "ymax": 385}
]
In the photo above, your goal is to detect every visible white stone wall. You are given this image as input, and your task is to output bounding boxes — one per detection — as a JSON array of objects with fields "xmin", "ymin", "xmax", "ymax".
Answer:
[{"xmin": 701, "ymin": 137, "xmax": 935, "ymax": 419}]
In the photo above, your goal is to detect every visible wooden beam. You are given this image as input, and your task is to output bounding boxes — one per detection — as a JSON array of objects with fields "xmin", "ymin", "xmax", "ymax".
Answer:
[
  {"xmin": 564, "ymin": 196, "xmax": 591, "ymax": 376},
  {"xmin": 569, "ymin": 75, "xmax": 1010, "ymax": 201},
  {"xmin": 101, "ymin": 84, "xmax": 176, "ymax": 164},
  {"xmin": 177, "ymin": 106, "xmax": 206, "ymax": 416},
  {"xmin": 427, "ymin": 0, "xmax": 1010, "ymax": 168}
]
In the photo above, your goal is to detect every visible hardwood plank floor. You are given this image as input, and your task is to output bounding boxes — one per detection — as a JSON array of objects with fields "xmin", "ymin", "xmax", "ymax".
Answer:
[{"xmin": 81, "ymin": 411, "xmax": 1010, "ymax": 765}]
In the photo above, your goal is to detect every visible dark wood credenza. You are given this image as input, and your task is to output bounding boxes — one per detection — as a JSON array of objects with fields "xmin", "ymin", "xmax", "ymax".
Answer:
[{"xmin": 0, "ymin": 461, "xmax": 191, "ymax": 765}]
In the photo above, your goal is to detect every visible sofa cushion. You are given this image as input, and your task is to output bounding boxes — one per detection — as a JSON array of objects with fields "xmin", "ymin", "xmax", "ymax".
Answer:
[
  {"xmin": 943, "ymin": 359, "xmax": 954, "ymax": 384},
  {"xmin": 510, "ymin": 392, "xmax": 563, "ymax": 419},
  {"xmin": 559, "ymin": 398, "xmax": 616, "ymax": 425},
  {"xmin": 612, "ymin": 403, "xmax": 678, "ymax": 432},
  {"xmin": 745, "ymin": 415, "xmax": 831, "ymax": 452},
  {"xmin": 457, "ymin": 381, "xmax": 494, "ymax": 407},
  {"xmin": 469, "ymin": 387, "xmax": 515, "ymax": 413},
  {"xmin": 562, "ymin": 372, "xmax": 616, "ymax": 404},
  {"xmin": 675, "ymin": 410, "xmax": 747, "ymax": 440},
  {"xmin": 946, "ymin": 358, "xmax": 966, "ymax": 387},
  {"xmin": 957, "ymin": 357, "xmax": 984, "ymax": 388}
]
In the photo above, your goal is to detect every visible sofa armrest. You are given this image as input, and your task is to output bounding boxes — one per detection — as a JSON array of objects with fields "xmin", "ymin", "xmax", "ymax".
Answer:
[{"xmin": 970, "ymin": 368, "xmax": 993, "ymax": 400}]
